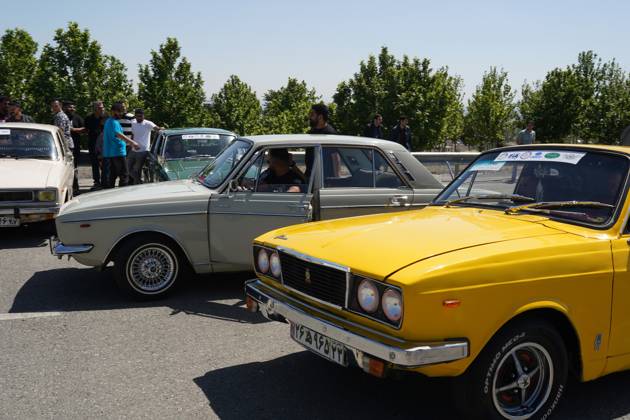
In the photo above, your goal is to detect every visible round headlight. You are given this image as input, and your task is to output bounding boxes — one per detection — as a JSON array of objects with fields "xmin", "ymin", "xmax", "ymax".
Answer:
[
  {"xmin": 270, "ymin": 252, "xmax": 282, "ymax": 278},
  {"xmin": 382, "ymin": 289, "xmax": 403, "ymax": 323},
  {"xmin": 257, "ymin": 249, "xmax": 270, "ymax": 274},
  {"xmin": 357, "ymin": 279, "xmax": 379, "ymax": 313}
]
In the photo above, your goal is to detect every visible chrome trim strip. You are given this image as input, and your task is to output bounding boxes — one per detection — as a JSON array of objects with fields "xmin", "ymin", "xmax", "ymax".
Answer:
[
  {"xmin": 61, "ymin": 211, "xmax": 207, "ymax": 222},
  {"xmin": 246, "ymin": 279, "xmax": 469, "ymax": 367},
  {"xmin": 209, "ymin": 211, "xmax": 306, "ymax": 218},
  {"xmin": 276, "ymin": 246, "xmax": 351, "ymax": 273},
  {"xmin": 0, "ymin": 207, "xmax": 59, "ymax": 214},
  {"xmin": 282, "ymin": 283, "xmax": 344, "ymax": 311}
]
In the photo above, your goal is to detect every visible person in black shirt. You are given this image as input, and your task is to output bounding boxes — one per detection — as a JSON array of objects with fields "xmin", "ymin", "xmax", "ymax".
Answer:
[
  {"xmin": 84, "ymin": 101, "xmax": 107, "ymax": 188},
  {"xmin": 258, "ymin": 148, "xmax": 305, "ymax": 193},
  {"xmin": 391, "ymin": 116, "xmax": 412, "ymax": 150},
  {"xmin": 6, "ymin": 101, "xmax": 34, "ymax": 123},
  {"xmin": 363, "ymin": 113, "xmax": 383, "ymax": 138},
  {"xmin": 307, "ymin": 103, "xmax": 338, "ymax": 177}
]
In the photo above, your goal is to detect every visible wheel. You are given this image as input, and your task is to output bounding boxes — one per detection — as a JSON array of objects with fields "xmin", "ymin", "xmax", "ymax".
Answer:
[
  {"xmin": 113, "ymin": 234, "xmax": 185, "ymax": 300},
  {"xmin": 454, "ymin": 319, "xmax": 568, "ymax": 420}
]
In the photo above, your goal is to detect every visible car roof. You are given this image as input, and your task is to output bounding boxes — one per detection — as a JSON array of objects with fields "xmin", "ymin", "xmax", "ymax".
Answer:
[
  {"xmin": 490, "ymin": 143, "xmax": 630, "ymax": 156},
  {"xmin": 239, "ymin": 134, "xmax": 410, "ymax": 151},
  {"xmin": 161, "ymin": 127, "xmax": 236, "ymax": 136},
  {"xmin": 0, "ymin": 122, "xmax": 59, "ymax": 133}
]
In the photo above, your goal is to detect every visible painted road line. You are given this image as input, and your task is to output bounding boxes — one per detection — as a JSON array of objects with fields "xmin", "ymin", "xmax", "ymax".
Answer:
[{"xmin": 0, "ymin": 312, "xmax": 62, "ymax": 321}]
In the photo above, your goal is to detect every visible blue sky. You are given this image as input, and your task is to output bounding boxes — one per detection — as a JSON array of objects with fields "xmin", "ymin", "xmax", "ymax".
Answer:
[{"xmin": 4, "ymin": 0, "xmax": 630, "ymax": 103}]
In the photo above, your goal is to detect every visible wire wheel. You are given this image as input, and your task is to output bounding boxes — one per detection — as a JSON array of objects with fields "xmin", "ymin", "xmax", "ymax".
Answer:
[
  {"xmin": 492, "ymin": 342, "xmax": 554, "ymax": 419},
  {"xmin": 126, "ymin": 243, "xmax": 178, "ymax": 294}
]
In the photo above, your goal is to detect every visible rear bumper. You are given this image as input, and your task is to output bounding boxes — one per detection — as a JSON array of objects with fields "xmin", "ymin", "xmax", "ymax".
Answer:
[
  {"xmin": 49, "ymin": 236, "xmax": 94, "ymax": 259},
  {"xmin": 245, "ymin": 279, "xmax": 469, "ymax": 368}
]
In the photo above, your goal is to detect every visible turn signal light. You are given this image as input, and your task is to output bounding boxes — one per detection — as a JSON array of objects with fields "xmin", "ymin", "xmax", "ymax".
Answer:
[
  {"xmin": 443, "ymin": 299, "xmax": 461, "ymax": 308},
  {"xmin": 245, "ymin": 296, "xmax": 258, "ymax": 313},
  {"xmin": 362, "ymin": 355, "xmax": 386, "ymax": 378}
]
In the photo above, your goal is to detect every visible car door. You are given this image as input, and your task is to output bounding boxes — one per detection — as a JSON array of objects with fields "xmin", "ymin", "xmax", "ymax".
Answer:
[
  {"xmin": 608, "ymin": 227, "xmax": 630, "ymax": 357},
  {"xmin": 318, "ymin": 146, "xmax": 414, "ymax": 220},
  {"xmin": 208, "ymin": 145, "xmax": 317, "ymax": 270}
]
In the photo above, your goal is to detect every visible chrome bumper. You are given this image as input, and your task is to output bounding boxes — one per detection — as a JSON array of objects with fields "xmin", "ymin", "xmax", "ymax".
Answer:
[
  {"xmin": 245, "ymin": 279, "xmax": 469, "ymax": 368},
  {"xmin": 49, "ymin": 236, "xmax": 94, "ymax": 259},
  {"xmin": 0, "ymin": 206, "xmax": 60, "ymax": 215}
]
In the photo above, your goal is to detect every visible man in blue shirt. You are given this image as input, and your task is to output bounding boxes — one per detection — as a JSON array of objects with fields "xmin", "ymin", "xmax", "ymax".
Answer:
[{"xmin": 103, "ymin": 102, "xmax": 139, "ymax": 188}]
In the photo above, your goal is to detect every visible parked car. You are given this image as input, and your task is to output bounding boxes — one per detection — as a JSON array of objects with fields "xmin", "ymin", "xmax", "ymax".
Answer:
[
  {"xmin": 412, "ymin": 152, "xmax": 478, "ymax": 184},
  {"xmin": 50, "ymin": 135, "xmax": 444, "ymax": 298},
  {"xmin": 0, "ymin": 123, "xmax": 74, "ymax": 227},
  {"xmin": 245, "ymin": 144, "xmax": 630, "ymax": 419},
  {"xmin": 145, "ymin": 127, "xmax": 236, "ymax": 182}
]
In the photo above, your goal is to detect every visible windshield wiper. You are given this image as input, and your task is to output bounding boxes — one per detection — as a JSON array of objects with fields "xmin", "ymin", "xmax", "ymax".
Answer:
[
  {"xmin": 505, "ymin": 201, "xmax": 614, "ymax": 214},
  {"xmin": 183, "ymin": 155, "xmax": 215, "ymax": 159},
  {"xmin": 444, "ymin": 194, "xmax": 535, "ymax": 207}
]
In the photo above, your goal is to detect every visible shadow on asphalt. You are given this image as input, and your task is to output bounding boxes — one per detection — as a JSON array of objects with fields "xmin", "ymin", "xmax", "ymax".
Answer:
[
  {"xmin": 193, "ymin": 353, "xmax": 630, "ymax": 420},
  {"xmin": 0, "ymin": 222, "xmax": 55, "ymax": 250},
  {"xmin": 193, "ymin": 351, "xmax": 458, "ymax": 420},
  {"xmin": 9, "ymin": 267, "xmax": 268, "ymax": 324}
]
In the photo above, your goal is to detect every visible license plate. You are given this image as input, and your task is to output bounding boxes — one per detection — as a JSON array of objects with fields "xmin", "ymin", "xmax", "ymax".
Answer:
[
  {"xmin": 291, "ymin": 323, "xmax": 348, "ymax": 366},
  {"xmin": 0, "ymin": 216, "xmax": 20, "ymax": 227}
]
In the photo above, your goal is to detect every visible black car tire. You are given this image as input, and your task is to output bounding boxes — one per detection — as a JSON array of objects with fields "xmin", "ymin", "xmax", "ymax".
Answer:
[{"xmin": 454, "ymin": 319, "xmax": 568, "ymax": 420}]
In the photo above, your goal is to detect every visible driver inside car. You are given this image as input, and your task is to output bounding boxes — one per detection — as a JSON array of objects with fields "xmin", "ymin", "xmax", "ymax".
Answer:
[{"xmin": 257, "ymin": 148, "xmax": 306, "ymax": 193}]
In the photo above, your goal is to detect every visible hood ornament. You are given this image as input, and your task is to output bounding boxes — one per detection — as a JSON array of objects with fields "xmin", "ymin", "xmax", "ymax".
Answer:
[{"xmin": 274, "ymin": 234, "xmax": 288, "ymax": 240}]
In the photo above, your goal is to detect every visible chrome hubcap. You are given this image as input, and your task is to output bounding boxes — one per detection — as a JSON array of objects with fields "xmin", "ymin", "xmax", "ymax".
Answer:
[
  {"xmin": 492, "ymin": 342, "xmax": 554, "ymax": 419},
  {"xmin": 128, "ymin": 245, "xmax": 177, "ymax": 293}
]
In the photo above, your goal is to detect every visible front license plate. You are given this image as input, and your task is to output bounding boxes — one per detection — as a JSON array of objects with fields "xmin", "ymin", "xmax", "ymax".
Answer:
[
  {"xmin": 0, "ymin": 216, "xmax": 20, "ymax": 227},
  {"xmin": 291, "ymin": 323, "xmax": 348, "ymax": 366}
]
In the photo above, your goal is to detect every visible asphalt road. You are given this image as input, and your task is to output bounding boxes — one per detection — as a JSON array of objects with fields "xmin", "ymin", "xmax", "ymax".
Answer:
[{"xmin": 1, "ymin": 157, "xmax": 630, "ymax": 419}]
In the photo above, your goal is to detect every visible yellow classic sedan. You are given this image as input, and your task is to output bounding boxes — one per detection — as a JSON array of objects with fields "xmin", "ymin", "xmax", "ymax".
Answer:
[{"xmin": 245, "ymin": 144, "xmax": 630, "ymax": 419}]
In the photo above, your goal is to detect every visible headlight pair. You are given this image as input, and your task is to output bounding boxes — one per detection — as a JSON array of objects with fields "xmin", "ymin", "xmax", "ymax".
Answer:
[
  {"xmin": 354, "ymin": 277, "xmax": 403, "ymax": 327},
  {"xmin": 254, "ymin": 246, "xmax": 282, "ymax": 279}
]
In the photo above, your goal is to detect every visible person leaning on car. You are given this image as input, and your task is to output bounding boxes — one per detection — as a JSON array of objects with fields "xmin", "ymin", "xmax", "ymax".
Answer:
[
  {"xmin": 103, "ymin": 102, "xmax": 139, "ymax": 188},
  {"xmin": 257, "ymin": 148, "xmax": 305, "ymax": 193},
  {"xmin": 128, "ymin": 108, "xmax": 161, "ymax": 184}
]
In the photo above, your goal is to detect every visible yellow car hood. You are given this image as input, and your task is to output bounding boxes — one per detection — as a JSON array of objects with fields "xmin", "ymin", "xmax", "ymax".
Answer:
[{"xmin": 257, "ymin": 206, "xmax": 567, "ymax": 279}]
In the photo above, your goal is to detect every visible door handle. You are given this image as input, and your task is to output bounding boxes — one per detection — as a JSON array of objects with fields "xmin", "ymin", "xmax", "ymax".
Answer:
[
  {"xmin": 389, "ymin": 195, "xmax": 411, "ymax": 207},
  {"xmin": 288, "ymin": 203, "xmax": 310, "ymax": 210}
]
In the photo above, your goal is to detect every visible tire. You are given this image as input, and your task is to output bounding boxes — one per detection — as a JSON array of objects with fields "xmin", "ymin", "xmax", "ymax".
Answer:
[
  {"xmin": 454, "ymin": 319, "xmax": 568, "ymax": 420},
  {"xmin": 113, "ymin": 234, "xmax": 185, "ymax": 300}
]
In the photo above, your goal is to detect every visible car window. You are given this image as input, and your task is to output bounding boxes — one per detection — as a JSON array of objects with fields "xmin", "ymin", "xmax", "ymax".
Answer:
[
  {"xmin": 163, "ymin": 133, "xmax": 233, "ymax": 160},
  {"xmin": 322, "ymin": 147, "xmax": 405, "ymax": 188},
  {"xmin": 237, "ymin": 147, "xmax": 312, "ymax": 193},
  {"xmin": 199, "ymin": 139, "xmax": 252, "ymax": 188}
]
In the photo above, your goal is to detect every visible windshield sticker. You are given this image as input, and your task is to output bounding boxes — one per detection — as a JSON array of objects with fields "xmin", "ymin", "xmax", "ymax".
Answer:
[
  {"xmin": 182, "ymin": 134, "xmax": 220, "ymax": 140},
  {"xmin": 494, "ymin": 150, "xmax": 586, "ymax": 165},
  {"xmin": 0, "ymin": 129, "xmax": 10, "ymax": 136},
  {"xmin": 470, "ymin": 161, "xmax": 505, "ymax": 171}
]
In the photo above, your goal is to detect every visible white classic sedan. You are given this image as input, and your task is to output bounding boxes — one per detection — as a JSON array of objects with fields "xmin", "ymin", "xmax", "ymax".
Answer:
[{"xmin": 0, "ymin": 123, "xmax": 75, "ymax": 227}]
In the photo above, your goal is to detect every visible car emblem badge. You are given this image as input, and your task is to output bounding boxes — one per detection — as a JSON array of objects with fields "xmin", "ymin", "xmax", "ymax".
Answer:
[{"xmin": 305, "ymin": 268, "xmax": 311, "ymax": 284}]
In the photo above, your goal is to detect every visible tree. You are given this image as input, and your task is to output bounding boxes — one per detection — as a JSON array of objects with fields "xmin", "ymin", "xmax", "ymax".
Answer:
[
  {"xmin": 138, "ymin": 37, "xmax": 208, "ymax": 128},
  {"xmin": 463, "ymin": 67, "xmax": 516, "ymax": 150},
  {"xmin": 333, "ymin": 47, "xmax": 464, "ymax": 150},
  {"xmin": 0, "ymin": 28, "xmax": 38, "ymax": 109},
  {"xmin": 209, "ymin": 75, "xmax": 261, "ymax": 135},
  {"xmin": 30, "ymin": 22, "xmax": 133, "ymax": 121},
  {"xmin": 261, "ymin": 78, "xmax": 319, "ymax": 134}
]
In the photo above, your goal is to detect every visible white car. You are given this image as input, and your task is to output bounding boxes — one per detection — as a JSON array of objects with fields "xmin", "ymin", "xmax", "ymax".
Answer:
[{"xmin": 0, "ymin": 123, "xmax": 75, "ymax": 227}]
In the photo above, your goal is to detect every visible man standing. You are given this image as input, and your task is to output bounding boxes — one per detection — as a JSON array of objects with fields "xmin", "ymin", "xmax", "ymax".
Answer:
[
  {"xmin": 517, "ymin": 121, "xmax": 536, "ymax": 145},
  {"xmin": 308, "ymin": 103, "xmax": 337, "ymax": 135},
  {"xmin": 363, "ymin": 114, "xmax": 383, "ymax": 139},
  {"xmin": 6, "ymin": 101, "xmax": 34, "ymax": 122},
  {"xmin": 0, "ymin": 95, "xmax": 9, "ymax": 122},
  {"xmin": 63, "ymin": 101, "xmax": 85, "ymax": 177},
  {"xmin": 391, "ymin": 116, "xmax": 412, "ymax": 150},
  {"xmin": 103, "ymin": 102, "xmax": 139, "ymax": 188},
  {"xmin": 84, "ymin": 101, "xmax": 107, "ymax": 189},
  {"xmin": 51, "ymin": 99, "xmax": 79, "ymax": 193},
  {"xmin": 128, "ymin": 108, "xmax": 160, "ymax": 184}
]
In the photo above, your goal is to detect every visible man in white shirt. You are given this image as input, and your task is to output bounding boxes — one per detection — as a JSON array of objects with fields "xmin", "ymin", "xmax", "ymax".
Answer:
[{"xmin": 128, "ymin": 108, "xmax": 161, "ymax": 184}]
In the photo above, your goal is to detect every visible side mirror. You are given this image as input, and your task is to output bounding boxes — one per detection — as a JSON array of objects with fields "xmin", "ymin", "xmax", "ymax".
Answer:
[{"xmin": 228, "ymin": 179, "xmax": 239, "ymax": 195}]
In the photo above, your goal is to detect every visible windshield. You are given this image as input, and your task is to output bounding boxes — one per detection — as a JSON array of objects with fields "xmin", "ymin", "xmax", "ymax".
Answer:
[
  {"xmin": 415, "ymin": 153, "xmax": 477, "ymax": 184},
  {"xmin": 0, "ymin": 128, "xmax": 57, "ymax": 160},
  {"xmin": 163, "ymin": 133, "xmax": 234, "ymax": 160},
  {"xmin": 434, "ymin": 149, "xmax": 629, "ymax": 225},
  {"xmin": 198, "ymin": 139, "xmax": 252, "ymax": 188}
]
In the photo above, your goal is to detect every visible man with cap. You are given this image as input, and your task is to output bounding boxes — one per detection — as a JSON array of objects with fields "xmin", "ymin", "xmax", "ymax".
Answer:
[
  {"xmin": 6, "ymin": 101, "xmax": 34, "ymax": 123},
  {"xmin": 257, "ymin": 148, "xmax": 305, "ymax": 193},
  {"xmin": 128, "ymin": 108, "xmax": 161, "ymax": 184}
]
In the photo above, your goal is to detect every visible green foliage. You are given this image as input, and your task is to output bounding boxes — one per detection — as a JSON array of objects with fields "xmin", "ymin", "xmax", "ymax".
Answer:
[
  {"xmin": 209, "ymin": 75, "xmax": 262, "ymax": 135},
  {"xmin": 463, "ymin": 67, "xmax": 516, "ymax": 150},
  {"xmin": 138, "ymin": 37, "xmax": 208, "ymax": 128},
  {"xmin": 333, "ymin": 47, "xmax": 464, "ymax": 150},
  {"xmin": 30, "ymin": 22, "xmax": 133, "ymax": 121},
  {"xmin": 0, "ymin": 28, "xmax": 38, "ymax": 110},
  {"xmin": 261, "ymin": 78, "xmax": 319, "ymax": 134},
  {"xmin": 519, "ymin": 51, "xmax": 630, "ymax": 144}
]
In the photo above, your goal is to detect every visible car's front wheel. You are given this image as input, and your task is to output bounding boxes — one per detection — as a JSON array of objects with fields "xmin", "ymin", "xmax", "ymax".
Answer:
[
  {"xmin": 455, "ymin": 319, "xmax": 568, "ymax": 419},
  {"xmin": 113, "ymin": 234, "xmax": 184, "ymax": 300}
]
